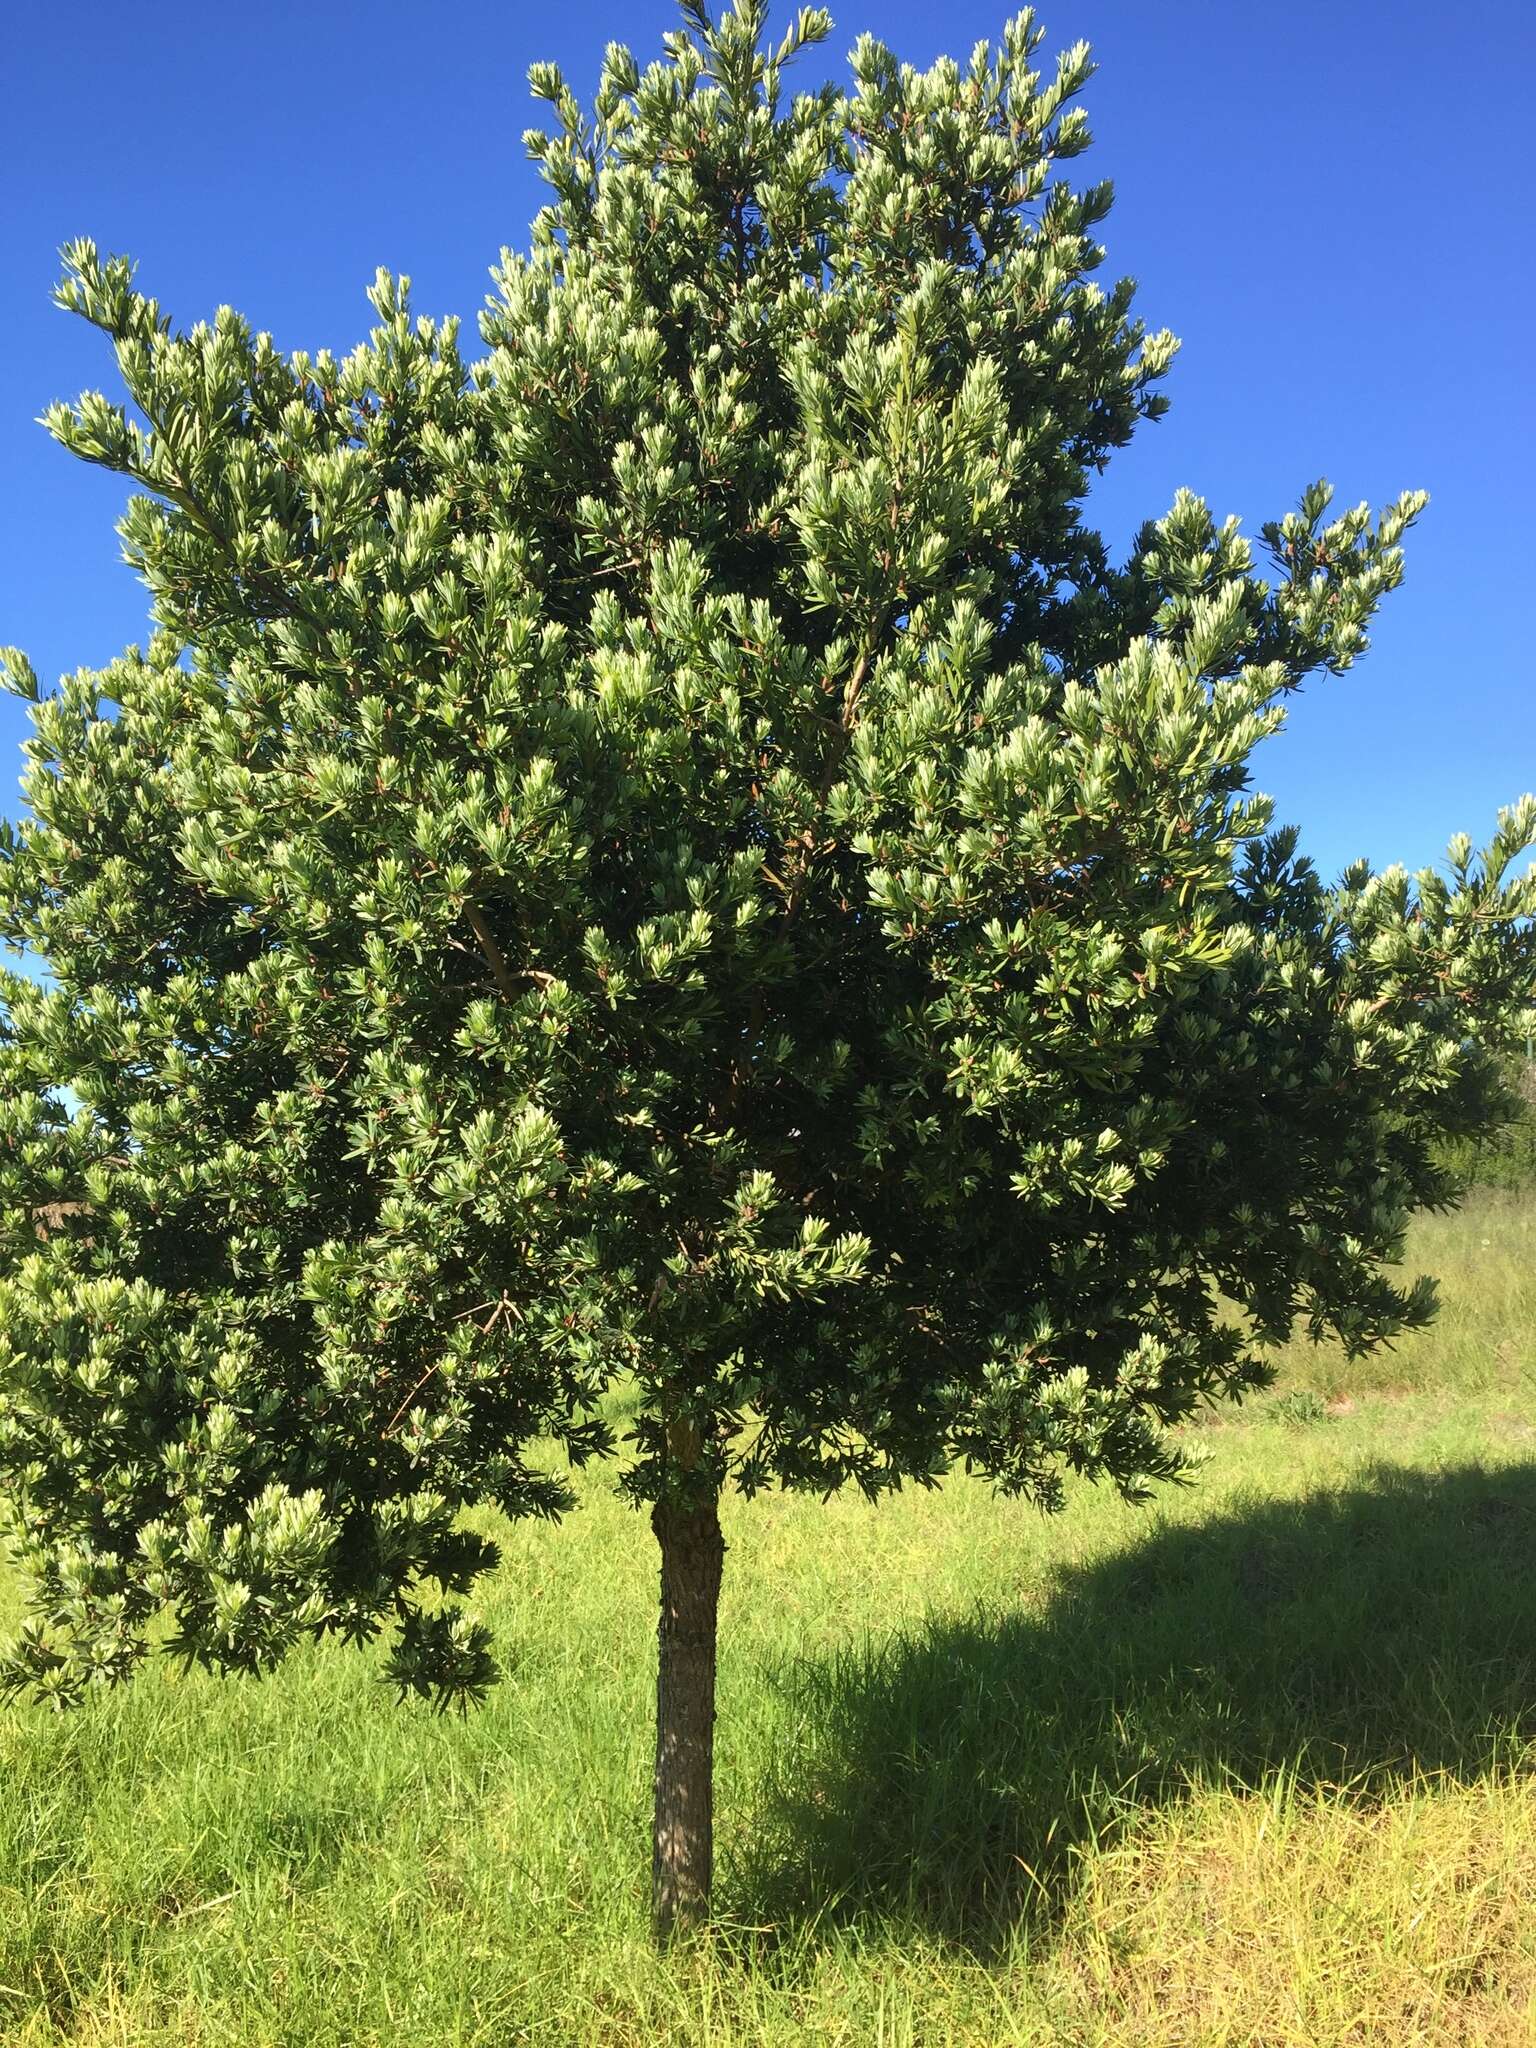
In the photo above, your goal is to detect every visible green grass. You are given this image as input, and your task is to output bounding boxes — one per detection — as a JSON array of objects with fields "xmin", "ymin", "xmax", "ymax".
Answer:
[{"xmin": 2, "ymin": 1187, "xmax": 1534, "ymax": 2045}]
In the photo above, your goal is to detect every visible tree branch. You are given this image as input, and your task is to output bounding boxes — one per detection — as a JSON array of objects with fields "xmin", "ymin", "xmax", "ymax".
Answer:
[{"xmin": 465, "ymin": 902, "xmax": 554, "ymax": 1000}]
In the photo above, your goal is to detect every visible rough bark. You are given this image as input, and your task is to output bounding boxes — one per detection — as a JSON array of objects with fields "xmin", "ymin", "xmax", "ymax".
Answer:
[{"xmin": 650, "ymin": 1490, "xmax": 725, "ymax": 1940}]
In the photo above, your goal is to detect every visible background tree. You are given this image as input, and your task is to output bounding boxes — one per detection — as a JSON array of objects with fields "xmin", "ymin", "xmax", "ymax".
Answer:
[{"xmin": 2, "ymin": 2, "xmax": 1532, "ymax": 1939}]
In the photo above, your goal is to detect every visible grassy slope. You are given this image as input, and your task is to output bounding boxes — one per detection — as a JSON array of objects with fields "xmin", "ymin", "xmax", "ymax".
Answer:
[{"xmin": 1, "ymin": 1190, "xmax": 1532, "ymax": 2046}]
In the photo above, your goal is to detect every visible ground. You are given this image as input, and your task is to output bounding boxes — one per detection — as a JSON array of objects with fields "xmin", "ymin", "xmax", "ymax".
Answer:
[{"xmin": 2, "ymin": 1190, "xmax": 1533, "ymax": 2045}]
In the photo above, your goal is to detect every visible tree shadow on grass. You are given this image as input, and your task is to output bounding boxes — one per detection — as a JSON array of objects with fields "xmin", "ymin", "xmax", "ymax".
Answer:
[{"xmin": 725, "ymin": 1460, "xmax": 1536, "ymax": 1957}]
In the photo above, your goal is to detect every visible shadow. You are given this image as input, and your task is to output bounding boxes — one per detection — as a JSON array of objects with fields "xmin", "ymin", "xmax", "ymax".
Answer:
[{"xmin": 725, "ymin": 1461, "xmax": 1536, "ymax": 1955}]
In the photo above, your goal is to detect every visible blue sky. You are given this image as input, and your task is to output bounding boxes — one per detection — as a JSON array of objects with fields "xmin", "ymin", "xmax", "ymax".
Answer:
[{"xmin": 3, "ymin": 0, "xmax": 1532, "ymax": 887}]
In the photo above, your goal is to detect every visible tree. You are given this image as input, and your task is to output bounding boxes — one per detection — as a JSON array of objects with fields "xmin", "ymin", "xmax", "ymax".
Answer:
[{"xmin": 1, "ymin": 1, "xmax": 1532, "ymax": 1940}]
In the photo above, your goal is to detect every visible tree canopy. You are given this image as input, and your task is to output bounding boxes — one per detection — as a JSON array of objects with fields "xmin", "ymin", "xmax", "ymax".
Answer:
[{"xmin": 2, "ymin": 0, "xmax": 1532, "ymax": 1932}]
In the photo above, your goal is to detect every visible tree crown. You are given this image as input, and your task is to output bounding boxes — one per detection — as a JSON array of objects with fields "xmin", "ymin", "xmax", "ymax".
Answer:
[{"xmin": 2, "ymin": 1, "xmax": 1533, "ymax": 1707}]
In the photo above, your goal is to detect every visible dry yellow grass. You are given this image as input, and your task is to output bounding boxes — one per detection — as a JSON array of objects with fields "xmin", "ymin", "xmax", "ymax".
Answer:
[{"xmin": 1044, "ymin": 1768, "xmax": 1536, "ymax": 2047}]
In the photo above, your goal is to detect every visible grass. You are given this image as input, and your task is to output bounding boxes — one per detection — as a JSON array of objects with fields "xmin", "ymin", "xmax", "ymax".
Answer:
[{"xmin": 1, "ymin": 1187, "xmax": 1533, "ymax": 2044}]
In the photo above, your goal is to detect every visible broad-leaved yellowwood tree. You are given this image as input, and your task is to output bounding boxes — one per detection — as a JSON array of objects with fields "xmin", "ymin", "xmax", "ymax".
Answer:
[{"xmin": 3, "ymin": 2, "xmax": 1534, "ymax": 1936}]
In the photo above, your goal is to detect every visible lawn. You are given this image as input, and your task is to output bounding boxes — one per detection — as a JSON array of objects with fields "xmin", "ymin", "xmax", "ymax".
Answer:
[{"xmin": 2, "ymin": 1189, "xmax": 1533, "ymax": 2045}]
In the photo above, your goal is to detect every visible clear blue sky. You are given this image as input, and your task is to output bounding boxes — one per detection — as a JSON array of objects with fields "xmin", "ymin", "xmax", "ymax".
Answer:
[{"xmin": 3, "ymin": 0, "xmax": 1532, "ymax": 885}]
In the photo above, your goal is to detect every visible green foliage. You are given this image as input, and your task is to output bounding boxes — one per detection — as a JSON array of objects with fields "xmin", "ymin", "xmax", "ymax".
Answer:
[
  {"xmin": 1436, "ymin": 1055, "xmax": 1536, "ymax": 1190},
  {"xmin": 1267, "ymin": 1389, "xmax": 1330, "ymax": 1430},
  {"xmin": 2, "ymin": 1, "xmax": 1534, "ymax": 1711}
]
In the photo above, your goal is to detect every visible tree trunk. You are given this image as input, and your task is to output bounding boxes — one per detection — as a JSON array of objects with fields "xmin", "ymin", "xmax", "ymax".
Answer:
[{"xmin": 651, "ymin": 1490, "xmax": 725, "ymax": 1941}]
